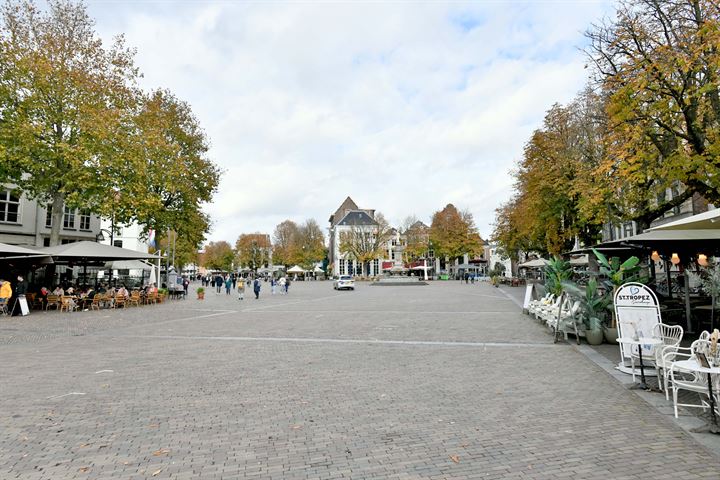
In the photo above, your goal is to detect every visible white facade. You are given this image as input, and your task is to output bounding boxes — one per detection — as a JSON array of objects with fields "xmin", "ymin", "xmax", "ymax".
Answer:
[
  {"xmin": 99, "ymin": 220, "xmax": 149, "ymax": 253},
  {"xmin": 488, "ymin": 244, "xmax": 512, "ymax": 277}
]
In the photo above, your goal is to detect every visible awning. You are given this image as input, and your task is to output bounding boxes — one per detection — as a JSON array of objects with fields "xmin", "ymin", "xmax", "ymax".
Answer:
[
  {"xmin": 648, "ymin": 209, "xmax": 720, "ymax": 231},
  {"xmin": 599, "ymin": 229, "xmax": 720, "ymax": 256},
  {"xmin": 105, "ymin": 260, "xmax": 152, "ymax": 270},
  {"xmin": 0, "ymin": 242, "xmax": 53, "ymax": 263},
  {"xmin": 41, "ymin": 241, "xmax": 159, "ymax": 262},
  {"xmin": 287, "ymin": 265, "xmax": 306, "ymax": 273}
]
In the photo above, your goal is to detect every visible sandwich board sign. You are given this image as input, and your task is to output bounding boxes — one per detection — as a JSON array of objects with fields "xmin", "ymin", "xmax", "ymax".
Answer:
[
  {"xmin": 522, "ymin": 283, "xmax": 536, "ymax": 314},
  {"xmin": 614, "ymin": 282, "xmax": 662, "ymax": 375}
]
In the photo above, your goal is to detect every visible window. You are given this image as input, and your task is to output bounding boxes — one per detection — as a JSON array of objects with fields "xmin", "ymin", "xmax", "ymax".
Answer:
[
  {"xmin": 79, "ymin": 210, "xmax": 91, "ymax": 230},
  {"xmin": 0, "ymin": 190, "xmax": 21, "ymax": 223},
  {"xmin": 339, "ymin": 259, "xmax": 346, "ymax": 275},
  {"xmin": 391, "ymin": 250, "xmax": 395, "ymax": 260},
  {"xmin": 373, "ymin": 259, "xmax": 379, "ymax": 276},
  {"xmin": 45, "ymin": 205, "xmax": 52, "ymax": 227},
  {"xmin": 63, "ymin": 206, "xmax": 75, "ymax": 229},
  {"xmin": 113, "ymin": 240, "xmax": 123, "ymax": 248}
]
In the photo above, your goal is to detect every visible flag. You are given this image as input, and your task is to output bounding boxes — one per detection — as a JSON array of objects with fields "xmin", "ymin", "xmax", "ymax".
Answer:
[{"xmin": 148, "ymin": 229, "xmax": 156, "ymax": 248}]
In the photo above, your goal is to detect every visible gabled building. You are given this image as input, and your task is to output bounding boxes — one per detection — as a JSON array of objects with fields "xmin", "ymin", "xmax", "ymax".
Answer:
[{"xmin": 328, "ymin": 197, "xmax": 385, "ymax": 276}]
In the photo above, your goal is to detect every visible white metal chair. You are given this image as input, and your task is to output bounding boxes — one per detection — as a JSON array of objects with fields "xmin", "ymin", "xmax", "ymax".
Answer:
[
  {"xmin": 528, "ymin": 293, "xmax": 553, "ymax": 318},
  {"xmin": 670, "ymin": 339, "xmax": 720, "ymax": 418},
  {"xmin": 646, "ymin": 324, "xmax": 684, "ymax": 392},
  {"xmin": 662, "ymin": 331, "xmax": 711, "ymax": 400},
  {"xmin": 536, "ymin": 295, "xmax": 561, "ymax": 323}
]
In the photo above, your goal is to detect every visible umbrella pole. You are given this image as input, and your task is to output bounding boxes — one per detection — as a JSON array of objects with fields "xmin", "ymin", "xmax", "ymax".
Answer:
[{"xmin": 684, "ymin": 267, "xmax": 693, "ymax": 333}]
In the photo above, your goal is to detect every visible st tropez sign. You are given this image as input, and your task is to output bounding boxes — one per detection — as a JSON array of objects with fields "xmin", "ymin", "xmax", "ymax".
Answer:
[{"xmin": 614, "ymin": 282, "xmax": 663, "ymax": 375}]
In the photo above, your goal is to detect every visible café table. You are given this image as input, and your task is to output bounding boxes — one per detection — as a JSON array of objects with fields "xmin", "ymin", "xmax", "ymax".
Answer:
[
  {"xmin": 673, "ymin": 358, "xmax": 720, "ymax": 434},
  {"xmin": 616, "ymin": 336, "xmax": 663, "ymax": 390}
]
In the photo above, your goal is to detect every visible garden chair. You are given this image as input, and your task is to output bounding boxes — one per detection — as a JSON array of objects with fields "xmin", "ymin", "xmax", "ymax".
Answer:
[
  {"xmin": 113, "ymin": 295, "xmax": 126, "ymax": 309},
  {"xmin": 128, "ymin": 291, "xmax": 141, "ymax": 307},
  {"xmin": 24, "ymin": 293, "xmax": 35, "ymax": 310},
  {"xmin": 45, "ymin": 294, "xmax": 60, "ymax": 311},
  {"xmin": 0, "ymin": 297, "xmax": 8, "ymax": 315},
  {"xmin": 528, "ymin": 293, "xmax": 553, "ymax": 318},
  {"xmin": 536, "ymin": 295, "xmax": 562, "ymax": 323},
  {"xmin": 662, "ymin": 331, "xmax": 710, "ymax": 399},
  {"xmin": 670, "ymin": 339, "xmax": 720, "ymax": 418},
  {"xmin": 545, "ymin": 294, "xmax": 581, "ymax": 344},
  {"xmin": 644, "ymin": 324, "xmax": 683, "ymax": 393},
  {"xmin": 90, "ymin": 294, "xmax": 104, "ymax": 311},
  {"xmin": 59, "ymin": 296, "xmax": 75, "ymax": 312}
]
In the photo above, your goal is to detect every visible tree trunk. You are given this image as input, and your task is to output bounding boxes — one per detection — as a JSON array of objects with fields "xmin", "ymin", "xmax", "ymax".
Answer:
[{"xmin": 49, "ymin": 192, "xmax": 65, "ymax": 246}]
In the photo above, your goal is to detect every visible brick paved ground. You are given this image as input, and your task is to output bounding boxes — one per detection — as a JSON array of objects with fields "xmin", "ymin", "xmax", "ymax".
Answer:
[{"xmin": 1, "ymin": 281, "xmax": 718, "ymax": 479}]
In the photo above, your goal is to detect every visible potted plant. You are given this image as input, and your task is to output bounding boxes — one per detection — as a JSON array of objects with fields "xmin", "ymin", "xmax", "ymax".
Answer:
[
  {"xmin": 544, "ymin": 257, "xmax": 572, "ymax": 297},
  {"xmin": 196, "ymin": 286, "xmax": 205, "ymax": 300},
  {"xmin": 591, "ymin": 248, "xmax": 645, "ymax": 343},
  {"xmin": 564, "ymin": 278, "xmax": 610, "ymax": 345}
]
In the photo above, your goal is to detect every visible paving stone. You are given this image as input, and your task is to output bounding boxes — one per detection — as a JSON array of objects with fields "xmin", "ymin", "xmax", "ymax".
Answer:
[{"xmin": 0, "ymin": 281, "xmax": 718, "ymax": 479}]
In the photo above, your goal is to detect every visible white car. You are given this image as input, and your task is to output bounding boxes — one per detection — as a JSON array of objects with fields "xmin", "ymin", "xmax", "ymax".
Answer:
[{"xmin": 333, "ymin": 275, "xmax": 355, "ymax": 290}]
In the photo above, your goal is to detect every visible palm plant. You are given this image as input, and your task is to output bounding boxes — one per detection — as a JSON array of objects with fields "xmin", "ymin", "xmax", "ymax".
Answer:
[
  {"xmin": 563, "ymin": 278, "xmax": 611, "ymax": 331},
  {"xmin": 591, "ymin": 248, "xmax": 646, "ymax": 328},
  {"xmin": 544, "ymin": 256, "xmax": 572, "ymax": 296}
]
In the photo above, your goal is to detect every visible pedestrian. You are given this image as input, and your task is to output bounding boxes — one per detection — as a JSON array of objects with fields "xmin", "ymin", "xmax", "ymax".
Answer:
[
  {"xmin": 183, "ymin": 276, "xmax": 189, "ymax": 297},
  {"xmin": 271, "ymin": 277, "xmax": 276, "ymax": 295},
  {"xmin": 285, "ymin": 277, "xmax": 290, "ymax": 294},
  {"xmin": 215, "ymin": 274, "xmax": 223, "ymax": 294},
  {"xmin": 238, "ymin": 278, "xmax": 245, "ymax": 300},
  {"xmin": 278, "ymin": 276, "xmax": 286, "ymax": 295},
  {"xmin": 225, "ymin": 276, "xmax": 232, "ymax": 295},
  {"xmin": 231, "ymin": 273, "xmax": 237, "ymax": 290},
  {"xmin": 253, "ymin": 277, "xmax": 261, "ymax": 299}
]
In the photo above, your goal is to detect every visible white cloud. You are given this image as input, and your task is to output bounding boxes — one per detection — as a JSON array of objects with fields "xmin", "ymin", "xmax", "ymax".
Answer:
[{"xmin": 88, "ymin": 0, "xmax": 614, "ymax": 243}]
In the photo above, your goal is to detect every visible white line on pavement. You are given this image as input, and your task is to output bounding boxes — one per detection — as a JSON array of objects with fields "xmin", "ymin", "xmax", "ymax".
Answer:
[
  {"xmin": 47, "ymin": 392, "xmax": 86, "ymax": 399},
  {"xmin": 105, "ymin": 334, "xmax": 557, "ymax": 349}
]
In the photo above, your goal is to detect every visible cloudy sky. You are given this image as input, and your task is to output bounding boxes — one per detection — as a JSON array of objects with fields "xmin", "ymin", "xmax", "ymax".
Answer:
[{"xmin": 88, "ymin": 0, "xmax": 614, "ymax": 244}]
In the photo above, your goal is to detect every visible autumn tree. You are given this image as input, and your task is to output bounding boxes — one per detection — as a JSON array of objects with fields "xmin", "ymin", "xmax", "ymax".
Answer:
[
  {"xmin": 0, "ymin": 0, "xmax": 140, "ymax": 245},
  {"xmin": 585, "ymin": 0, "xmax": 720, "ymax": 227},
  {"xmin": 115, "ymin": 89, "xmax": 219, "ymax": 241},
  {"xmin": 430, "ymin": 204, "xmax": 483, "ymax": 261},
  {"xmin": 0, "ymin": 1, "xmax": 219, "ymax": 247},
  {"xmin": 294, "ymin": 219, "xmax": 326, "ymax": 268},
  {"xmin": 200, "ymin": 241, "xmax": 234, "ymax": 271},
  {"xmin": 339, "ymin": 212, "xmax": 392, "ymax": 276},
  {"xmin": 400, "ymin": 215, "xmax": 430, "ymax": 263},
  {"xmin": 235, "ymin": 233, "xmax": 271, "ymax": 272},
  {"xmin": 272, "ymin": 220, "xmax": 300, "ymax": 267}
]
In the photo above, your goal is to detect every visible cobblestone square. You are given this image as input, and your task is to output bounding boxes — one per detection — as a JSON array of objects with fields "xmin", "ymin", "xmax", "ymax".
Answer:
[{"xmin": 1, "ymin": 281, "xmax": 718, "ymax": 479}]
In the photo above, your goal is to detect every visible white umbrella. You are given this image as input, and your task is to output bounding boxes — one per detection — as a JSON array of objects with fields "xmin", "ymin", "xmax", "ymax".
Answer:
[
  {"xmin": 287, "ymin": 265, "xmax": 306, "ymax": 273},
  {"xmin": 518, "ymin": 258, "xmax": 550, "ymax": 268}
]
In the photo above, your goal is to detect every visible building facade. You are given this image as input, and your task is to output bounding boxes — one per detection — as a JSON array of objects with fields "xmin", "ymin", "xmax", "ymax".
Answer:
[{"xmin": 0, "ymin": 186, "xmax": 102, "ymax": 246}]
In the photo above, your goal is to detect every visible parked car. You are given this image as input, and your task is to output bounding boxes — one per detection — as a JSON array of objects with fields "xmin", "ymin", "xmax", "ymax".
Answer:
[{"xmin": 333, "ymin": 275, "xmax": 355, "ymax": 290}]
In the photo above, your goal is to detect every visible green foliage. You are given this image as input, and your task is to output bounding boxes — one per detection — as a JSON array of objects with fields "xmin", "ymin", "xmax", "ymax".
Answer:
[
  {"xmin": 591, "ymin": 248, "xmax": 644, "ymax": 290},
  {"xmin": 544, "ymin": 257, "xmax": 572, "ymax": 296},
  {"xmin": 196, "ymin": 287, "xmax": 205, "ymax": 294},
  {"xmin": 430, "ymin": 204, "xmax": 484, "ymax": 260},
  {"xmin": 563, "ymin": 278, "xmax": 611, "ymax": 330},
  {"xmin": 201, "ymin": 241, "xmax": 234, "ymax": 271}
]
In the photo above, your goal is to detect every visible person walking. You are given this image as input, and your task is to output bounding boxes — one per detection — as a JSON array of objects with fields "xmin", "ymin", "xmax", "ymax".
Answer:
[
  {"xmin": 271, "ymin": 277, "xmax": 276, "ymax": 295},
  {"xmin": 231, "ymin": 273, "xmax": 237, "ymax": 290},
  {"xmin": 215, "ymin": 274, "xmax": 223, "ymax": 294},
  {"xmin": 278, "ymin": 276, "xmax": 286, "ymax": 295},
  {"xmin": 284, "ymin": 277, "xmax": 290, "ymax": 294},
  {"xmin": 225, "ymin": 276, "xmax": 232, "ymax": 295},
  {"xmin": 253, "ymin": 277, "xmax": 261, "ymax": 299},
  {"xmin": 237, "ymin": 278, "xmax": 245, "ymax": 300}
]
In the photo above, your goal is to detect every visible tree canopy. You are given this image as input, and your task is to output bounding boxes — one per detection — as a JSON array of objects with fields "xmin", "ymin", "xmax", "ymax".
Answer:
[
  {"xmin": 0, "ymin": 0, "xmax": 219, "ymax": 249},
  {"xmin": 430, "ymin": 204, "xmax": 483, "ymax": 260},
  {"xmin": 235, "ymin": 233, "xmax": 271, "ymax": 272},
  {"xmin": 200, "ymin": 240, "xmax": 234, "ymax": 271}
]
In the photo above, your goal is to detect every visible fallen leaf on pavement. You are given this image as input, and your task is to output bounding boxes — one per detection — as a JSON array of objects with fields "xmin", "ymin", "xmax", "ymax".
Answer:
[
  {"xmin": 449, "ymin": 455, "xmax": 460, "ymax": 463},
  {"xmin": 151, "ymin": 468, "xmax": 163, "ymax": 476},
  {"xmin": 152, "ymin": 448, "xmax": 170, "ymax": 456},
  {"xmin": 78, "ymin": 466, "xmax": 90, "ymax": 473},
  {"xmin": 291, "ymin": 425, "xmax": 302, "ymax": 430}
]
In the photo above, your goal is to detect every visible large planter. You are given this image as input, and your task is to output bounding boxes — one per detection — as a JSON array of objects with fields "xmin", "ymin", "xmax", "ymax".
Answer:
[
  {"xmin": 586, "ymin": 329, "xmax": 604, "ymax": 345},
  {"xmin": 197, "ymin": 292, "xmax": 205, "ymax": 300},
  {"xmin": 604, "ymin": 326, "xmax": 618, "ymax": 344}
]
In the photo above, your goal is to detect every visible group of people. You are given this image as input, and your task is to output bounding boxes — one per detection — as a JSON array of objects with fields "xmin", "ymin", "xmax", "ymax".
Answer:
[
  {"xmin": 0, "ymin": 275, "xmax": 26, "ymax": 315},
  {"xmin": 236, "ymin": 276, "xmax": 291, "ymax": 300},
  {"xmin": 201, "ymin": 273, "xmax": 238, "ymax": 295}
]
